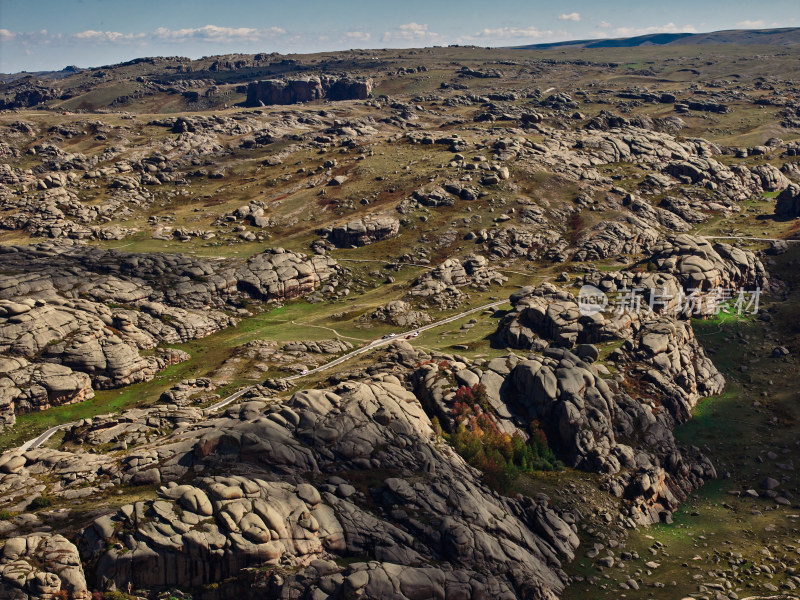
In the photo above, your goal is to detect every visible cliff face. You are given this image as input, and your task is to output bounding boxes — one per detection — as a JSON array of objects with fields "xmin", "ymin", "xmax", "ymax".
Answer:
[
  {"xmin": 246, "ymin": 76, "xmax": 373, "ymax": 106},
  {"xmin": 245, "ymin": 77, "xmax": 324, "ymax": 105},
  {"xmin": 0, "ymin": 244, "xmax": 338, "ymax": 428},
  {"xmin": 326, "ymin": 77, "xmax": 373, "ymax": 101},
  {"xmin": 45, "ymin": 377, "xmax": 578, "ymax": 600}
]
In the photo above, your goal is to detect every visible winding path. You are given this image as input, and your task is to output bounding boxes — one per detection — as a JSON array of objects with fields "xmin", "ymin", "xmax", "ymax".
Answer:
[
  {"xmin": 206, "ymin": 298, "xmax": 508, "ymax": 412},
  {"xmin": 698, "ymin": 235, "xmax": 800, "ymax": 243},
  {"xmin": 288, "ymin": 320, "xmax": 371, "ymax": 342},
  {"xmin": 18, "ymin": 298, "xmax": 509, "ymax": 450},
  {"xmin": 18, "ymin": 423, "xmax": 75, "ymax": 453},
  {"xmin": 22, "ymin": 235, "xmax": 787, "ymax": 451},
  {"xmin": 334, "ymin": 256, "xmax": 545, "ymax": 277},
  {"xmin": 335, "ymin": 258, "xmax": 435, "ymax": 270}
]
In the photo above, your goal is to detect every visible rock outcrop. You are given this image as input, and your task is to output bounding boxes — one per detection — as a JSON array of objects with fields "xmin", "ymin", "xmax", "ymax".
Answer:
[
  {"xmin": 411, "ymin": 255, "xmax": 508, "ymax": 301},
  {"xmin": 326, "ymin": 216, "xmax": 400, "ymax": 248},
  {"xmin": 575, "ymin": 214, "xmax": 661, "ymax": 261},
  {"xmin": 361, "ymin": 300, "xmax": 432, "ymax": 329},
  {"xmin": 775, "ymin": 182, "xmax": 800, "ymax": 218},
  {"xmin": 36, "ymin": 376, "xmax": 579, "ymax": 599},
  {"xmin": 0, "ymin": 243, "xmax": 338, "ymax": 427},
  {"xmin": 235, "ymin": 248, "xmax": 338, "ymax": 301},
  {"xmin": 420, "ymin": 313, "xmax": 721, "ymax": 526},
  {"xmin": 246, "ymin": 76, "xmax": 373, "ymax": 106},
  {"xmin": 0, "ymin": 359, "xmax": 93, "ymax": 424},
  {"xmin": 0, "ymin": 534, "xmax": 88, "ymax": 600},
  {"xmin": 649, "ymin": 234, "xmax": 767, "ymax": 291},
  {"xmin": 495, "ymin": 283, "xmax": 613, "ymax": 350}
]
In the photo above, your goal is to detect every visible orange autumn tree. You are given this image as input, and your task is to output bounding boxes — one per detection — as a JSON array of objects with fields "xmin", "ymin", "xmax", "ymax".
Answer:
[{"xmin": 444, "ymin": 384, "xmax": 561, "ymax": 493}]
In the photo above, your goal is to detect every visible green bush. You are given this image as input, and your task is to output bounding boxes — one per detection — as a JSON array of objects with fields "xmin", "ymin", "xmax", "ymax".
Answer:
[
  {"xmin": 445, "ymin": 398, "xmax": 562, "ymax": 493},
  {"xmin": 29, "ymin": 494, "xmax": 52, "ymax": 510},
  {"xmin": 431, "ymin": 416, "xmax": 443, "ymax": 438}
]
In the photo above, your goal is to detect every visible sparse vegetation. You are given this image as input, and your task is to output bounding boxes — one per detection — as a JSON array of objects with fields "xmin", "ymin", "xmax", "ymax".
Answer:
[
  {"xmin": 29, "ymin": 494, "xmax": 53, "ymax": 510},
  {"xmin": 445, "ymin": 385, "xmax": 561, "ymax": 492}
]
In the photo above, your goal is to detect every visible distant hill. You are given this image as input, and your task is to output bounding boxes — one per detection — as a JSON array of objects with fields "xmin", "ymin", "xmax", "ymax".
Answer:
[
  {"xmin": 514, "ymin": 27, "xmax": 800, "ymax": 50},
  {"xmin": 0, "ymin": 65, "xmax": 83, "ymax": 84}
]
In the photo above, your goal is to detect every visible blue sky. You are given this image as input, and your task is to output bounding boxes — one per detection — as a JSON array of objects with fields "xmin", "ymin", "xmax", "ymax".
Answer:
[{"xmin": 1, "ymin": 0, "xmax": 798, "ymax": 73}]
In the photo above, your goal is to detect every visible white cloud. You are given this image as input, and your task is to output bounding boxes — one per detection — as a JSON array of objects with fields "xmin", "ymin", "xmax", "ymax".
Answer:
[
  {"xmin": 612, "ymin": 22, "xmax": 697, "ymax": 36},
  {"xmin": 0, "ymin": 24, "xmax": 288, "ymax": 51},
  {"xmin": 474, "ymin": 26, "xmax": 553, "ymax": 40},
  {"xmin": 74, "ymin": 30, "xmax": 145, "ymax": 42},
  {"xmin": 737, "ymin": 19, "xmax": 766, "ymax": 28},
  {"xmin": 153, "ymin": 25, "xmax": 286, "ymax": 43},
  {"xmin": 598, "ymin": 21, "xmax": 612, "ymax": 28},
  {"xmin": 344, "ymin": 31, "xmax": 371, "ymax": 41},
  {"xmin": 558, "ymin": 12, "xmax": 581, "ymax": 22},
  {"xmin": 5, "ymin": 29, "xmax": 57, "ymax": 46},
  {"xmin": 382, "ymin": 22, "xmax": 440, "ymax": 42}
]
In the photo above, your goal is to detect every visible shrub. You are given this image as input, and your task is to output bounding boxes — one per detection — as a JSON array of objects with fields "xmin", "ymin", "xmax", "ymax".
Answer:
[
  {"xmin": 453, "ymin": 383, "xmax": 490, "ymax": 413},
  {"xmin": 431, "ymin": 416, "xmax": 443, "ymax": 438},
  {"xmin": 30, "ymin": 494, "xmax": 52, "ymax": 510},
  {"xmin": 471, "ymin": 383, "xmax": 490, "ymax": 412},
  {"xmin": 444, "ymin": 403, "xmax": 561, "ymax": 493}
]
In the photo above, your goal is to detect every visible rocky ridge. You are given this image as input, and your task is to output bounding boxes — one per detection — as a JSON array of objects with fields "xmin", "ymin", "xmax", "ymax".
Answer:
[
  {"xmin": 0, "ymin": 243, "xmax": 338, "ymax": 428},
  {"xmin": 0, "ymin": 373, "xmax": 580, "ymax": 600}
]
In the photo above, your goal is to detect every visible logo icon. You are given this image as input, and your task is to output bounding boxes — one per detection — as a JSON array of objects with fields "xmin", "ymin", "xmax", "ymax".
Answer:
[{"xmin": 577, "ymin": 284, "xmax": 608, "ymax": 316}]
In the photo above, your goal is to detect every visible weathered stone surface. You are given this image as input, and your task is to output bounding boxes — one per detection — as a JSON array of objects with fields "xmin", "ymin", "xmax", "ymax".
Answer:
[
  {"xmin": 361, "ymin": 300, "xmax": 431, "ymax": 328},
  {"xmin": 411, "ymin": 255, "xmax": 507, "ymax": 307},
  {"xmin": 235, "ymin": 248, "xmax": 338, "ymax": 301},
  {"xmin": 8, "ymin": 376, "xmax": 577, "ymax": 599},
  {"xmin": 0, "ymin": 358, "xmax": 93, "ymax": 425},
  {"xmin": 246, "ymin": 76, "xmax": 373, "ymax": 106},
  {"xmin": 0, "ymin": 243, "xmax": 338, "ymax": 427},
  {"xmin": 650, "ymin": 234, "xmax": 767, "ymax": 292},
  {"xmin": 776, "ymin": 182, "xmax": 800, "ymax": 218},
  {"xmin": 0, "ymin": 533, "xmax": 88, "ymax": 600},
  {"xmin": 327, "ymin": 216, "xmax": 400, "ymax": 247}
]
